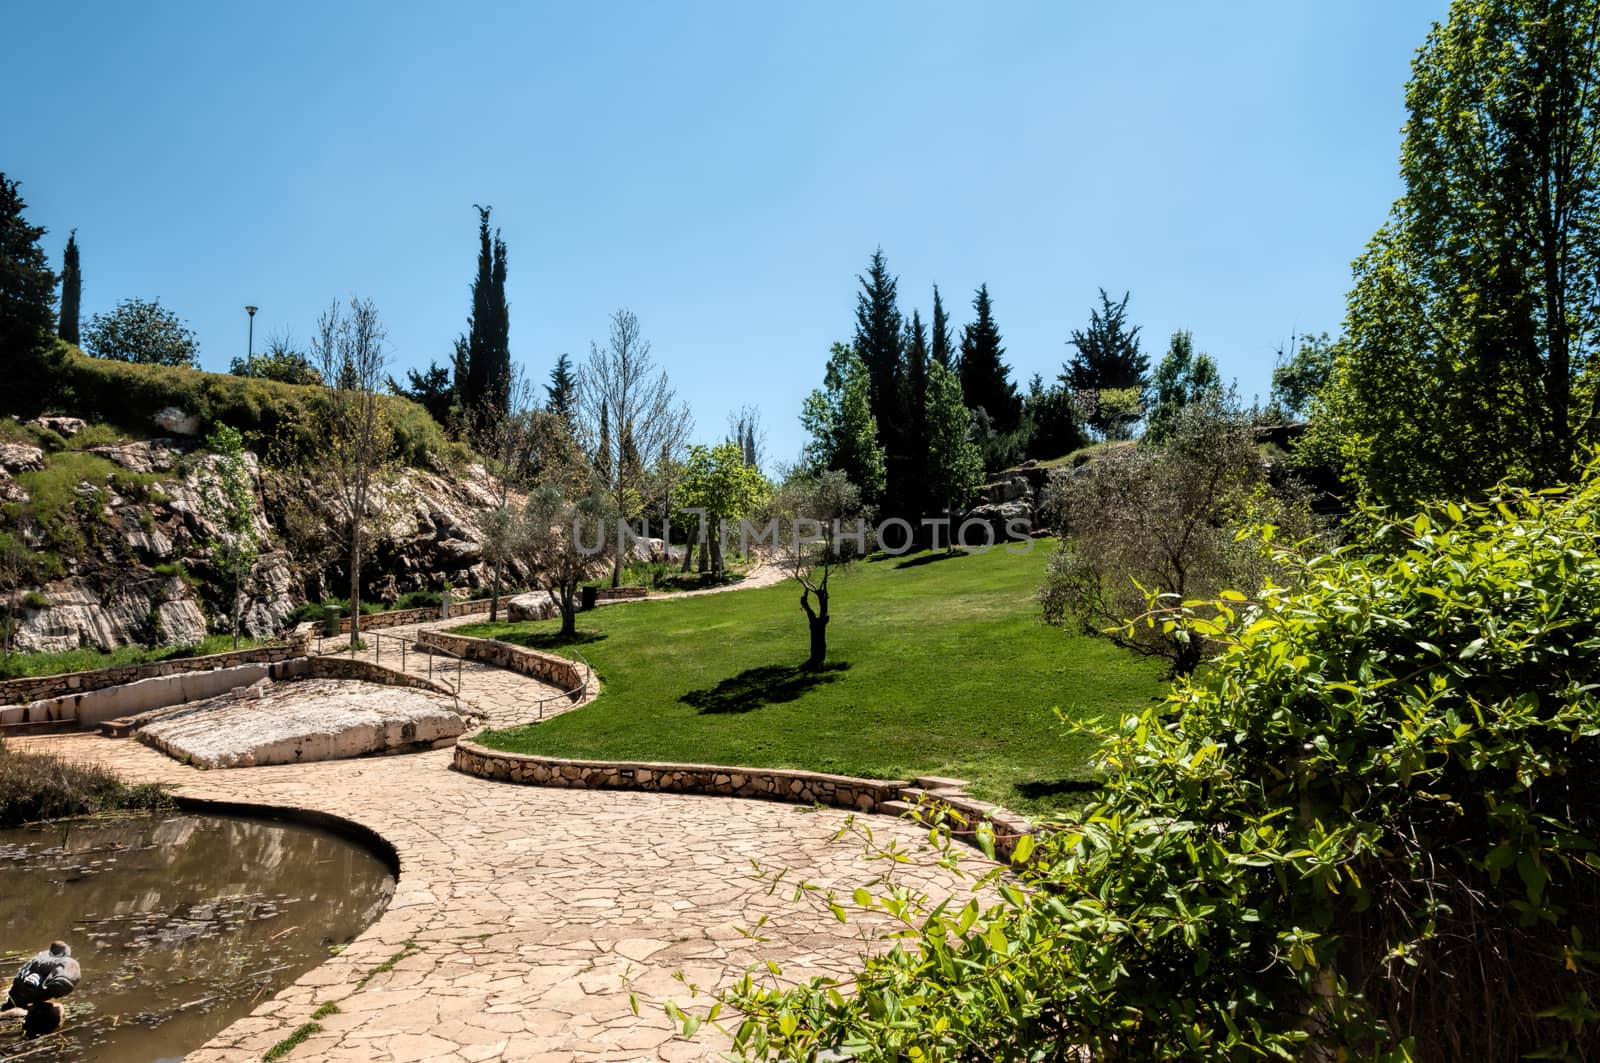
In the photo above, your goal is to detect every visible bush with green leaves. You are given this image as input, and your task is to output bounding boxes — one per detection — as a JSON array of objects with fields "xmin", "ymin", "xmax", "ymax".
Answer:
[{"xmin": 713, "ymin": 473, "xmax": 1600, "ymax": 1061}]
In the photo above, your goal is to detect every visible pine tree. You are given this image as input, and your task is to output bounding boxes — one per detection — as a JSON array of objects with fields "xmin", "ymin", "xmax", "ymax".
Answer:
[
  {"xmin": 853, "ymin": 249, "xmax": 905, "ymax": 514},
  {"xmin": 931, "ymin": 285, "xmax": 954, "ymax": 369},
  {"xmin": 957, "ymin": 284, "xmax": 1020, "ymax": 433},
  {"xmin": 1065, "ymin": 289, "xmax": 1151, "ymax": 438},
  {"xmin": 0, "ymin": 173, "xmax": 57, "ymax": 412},
  {"xmin": 58, "ymin": 229, "xmax": 80, "ymax": 345},
  {"xmin": 547, "ymin": 352, "xmax": 577, "ymax": 420},
  {"xmin": 902, "ymin": 309, "xmax": 931, "ymax": 515}
]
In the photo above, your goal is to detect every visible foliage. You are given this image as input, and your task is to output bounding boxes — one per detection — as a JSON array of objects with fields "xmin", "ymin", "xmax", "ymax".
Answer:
[
  {"xmin": 0, "ymin": 634, "xmax": 265, "ymax": 680},
  {"xmin": 929, "ymin": 284, "xmax": 955, "ymax": 370},
  {"xmin": 57, "ymin": 229, "xmax": 79, "ymax": 345},
  {"xmin": 0, "ymin": 173, "xmax": 59, "ymax": 411},
  {"xmin": 719, "ymin": 468, "xmax": 1600, "ymax": 1062},
  {"xmin": 197, "ymin": 423, "xmax": 260, "ymax": 648},
  {"xmin": 901, "ymin": 310, "xmax": 930, "ymax": 514},
  {"xmin": 34, "ymin": 345, "xmax": 457, "ymax": 470},
  {"xmin": 514, "ymin": 483, "xmax": 619, "ymax": 636},
  {"xmin": 678, "ymin": 441, "xmax": 770, "ymax": 574},
  {"xmin": 0, "ymin": 739, "xmax": 171, "ymax": 827},
  {"xmin": 546, "ymin": 352, "xmax": 577, "ymax": 421},
  {"xmin": 1144, "ymin": 329, "xmax": 1222, "ymax": 444},
  {"xmin": 232, "ymin": 347, "xmax": 324, "ymax": 386},
  {"xmin": 457, "ymin": 205, "xmax": 512, "ymax": 431},
  {"xmin": 1020, "ymin": 373, "xmax": 1086, "ymax": 460},
  {"xmin": 800, "ymin": 343, "xmax": 887, "ymax": 506},
  {"xmin": 1269, "ymin": 330, "xmax": 1337, "ymax": 421},
  {"xmin": 957, "ymin": 283, "xmax": 1021, "ymax": 434},
  {"xmin": 470, "ymin": 539, "xmax": 1164, "ymax": 811},
  {"xmin": 1040, "ymin": 396, "xmax": 1318, "ymax": 675},
  {"xmin": 1068, "ymin": 386, "xmax": 1145, "ymax": 443},
  {"xmin": 1065, "ymin": 288, "xmax": 1149, "ymax": 438},
  {"xmin": 854, "ymin": 249, "xmax": 907, "ymax": 514},
  {"xmin": 923, "ymin": 361, "xmax": 984, "ymax": 520},
  {"xmin": 1325, "ymin": 0, "xmax": 1600, "ymax": 509},
  {"xmin": 84, "ymin": 296, "xmax": 198, "ymax": 367}
]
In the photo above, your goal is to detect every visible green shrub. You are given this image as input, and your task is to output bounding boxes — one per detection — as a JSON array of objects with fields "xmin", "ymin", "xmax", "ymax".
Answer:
[
  {"xmin": 0, "ymin": 635, "xmax": 264, "ymax": 679},
  {"xmin": 38, "ymin": 345, "xmax": 464, "ymax": 471},
  {"xmin": 0, "ymin": 739, "xmax": 172, "ymax": 827},
  {"xmin": 720, "ymin": 476, "xmax": 1600, "ymax": 1061}
]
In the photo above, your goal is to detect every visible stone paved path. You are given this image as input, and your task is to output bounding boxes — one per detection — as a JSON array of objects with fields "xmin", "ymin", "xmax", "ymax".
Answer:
[{"xmin": 17, "ymin": 598, "xmax": 982, "ymax": 1061}]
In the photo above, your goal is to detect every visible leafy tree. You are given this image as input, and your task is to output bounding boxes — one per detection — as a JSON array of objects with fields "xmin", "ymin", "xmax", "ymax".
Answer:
[
  {"xmin": 721, "ymin": 468, "xmax": 1600, "ymax": 1061},
  {"xmin": 515, "ymin": 483, "xmax": 618, "ymax": 637},
  {"xmin": 1039, "ymin": 395, "xmax": 1316, "ymax": 675},
  {"xmin": 1065, "ymin": 288, "xmax": 1149, "ymax": 437},
  {"xmin": 547, "ymin": 352, "xmax": 577, "ymax": 421},
  {"xmin": 799, "ymin": 343, "xmax": 887, "ymax": 505},
  {"xmin": 390, "ymin": 361, "xmax": 452, "ymax": 422},
  {"xmin": 0, "ymin": 173, "xmax": 57, "ymax": 409},
  {"xmin": 458, "ymin": 205, "xmax": 511, "ymax": 430},
  {"xmin": 309, "ymin": 297, "xmax": 396, "ymax": 647},
  {"xmin": 57, "ymin": 229, "xmax": 79, "ymax": 345},
  {"xmin": 198, "ymin": 423, "xmax": 260, "ymax": 648},
  {"xmin": 957, "ymin": 284, "xmax": 1020, "ymax": 433},
  {"xmin": 233, "ymin": 330, "xmax": 322, "ymax": 386},
  {"xmin": 1268, "ymin": 330, "xmax": 1336, "ymax": 421},
  {"xmin": 679, "ymin": 440, "xmax": 769, "ymax": 573},
  {"xmin": 1327, "ymin": 0, "xmax": 1600, "ymax": 507},
  {"xmin": 930, "ymin": 284, "xmax": 955, "ymax": 370},
  {"xmin": 1144, "ymin": 329, "xmax": 1222, "ymax": 443},
  {"xmin": 84, "ymin": 297, "xmax": 198, "ymax": 367},
  {"xmin": 764, "ymin": 469, "xmax": 866, "ymax": 669},
  {"xmin": 924, "ymin": 361, "xmax": 984, "ymax": 531}
]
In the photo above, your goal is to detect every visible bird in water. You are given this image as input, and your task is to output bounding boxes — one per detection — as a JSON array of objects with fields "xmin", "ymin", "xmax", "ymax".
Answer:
[{"xmin": 6, "ymin": 942, "xmax": 80, "ymax": 1038}]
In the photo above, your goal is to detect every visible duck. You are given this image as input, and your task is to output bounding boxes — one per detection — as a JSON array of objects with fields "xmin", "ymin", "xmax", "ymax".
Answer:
[{"xmin": 6, "ymin": 941, "xmax": 80, "ymax": 1036}]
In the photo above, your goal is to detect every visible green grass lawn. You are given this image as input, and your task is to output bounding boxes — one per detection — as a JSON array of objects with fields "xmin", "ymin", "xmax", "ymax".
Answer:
[
  {"xmin": 0, "ymin": 635, "xmax": 268, "ymax": 680},
  {"xmin": 462, "ymin": 541, "xmax": 1169, "ymax": 813}
]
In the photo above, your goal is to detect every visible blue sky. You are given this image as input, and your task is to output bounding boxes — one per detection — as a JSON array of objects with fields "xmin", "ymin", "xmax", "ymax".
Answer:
[{"xmin": 8, "ymin": 1, "xmax": 1444, "ymax": 465}]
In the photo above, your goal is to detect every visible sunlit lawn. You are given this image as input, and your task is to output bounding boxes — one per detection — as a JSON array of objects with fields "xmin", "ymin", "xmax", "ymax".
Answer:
[{"xmin": 462, "ymin": 540, "xmax": 1169, "ymax": 813}]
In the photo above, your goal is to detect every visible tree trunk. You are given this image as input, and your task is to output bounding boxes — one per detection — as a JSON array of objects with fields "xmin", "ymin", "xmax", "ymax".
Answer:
[
  {"xmin": 697, "ymin": 539, "xmax": 709, "ymax": 574},
  {"xmin": 348, "ymin": 537, "xmax": 362, "ymax": 646},
  {"xmin": 799, "ymin": 586, "xmax": 829, "ymax": 670},
  {"xmin": 680, "ymin": 539, "xmax": 694, "ymax": 572},
  {"xmin": 489, "ymin": 562, "xmax": 502, "ymax": 622},
  {"xmin": 709, "ymin": 526, "xmax": 724, "ymax": 574},
  {"xmin": 560, "ymin": 599, "xmax": 577, "ymax": 637},
  {"xmin": 611, "ymin": 551, "xmax": 622, "ymax": 588}
]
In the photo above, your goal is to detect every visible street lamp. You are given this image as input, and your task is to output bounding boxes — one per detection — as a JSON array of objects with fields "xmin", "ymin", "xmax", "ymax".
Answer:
[{"xmin": 241, "ymin": 305, "xmax": 257, "ymax": 376}]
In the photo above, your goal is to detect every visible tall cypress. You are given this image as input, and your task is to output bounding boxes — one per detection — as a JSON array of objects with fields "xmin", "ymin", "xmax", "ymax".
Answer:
[
  {"xmin": 463, "ymin": 205, "xmax": 511, "ymax": 428},
  {"xmin": 853, "ymin": 248, "xmax": 906, "ymax": 513},
  {"xmin": 902, "ymin": 309, "xmax": 931, "ymax": 515},
  {"xmin": 58, "ymin": 229, "xmax": 80, "ymax": 345},
  {"xmin": 957, "ymin": 284, "xmax": 1020, "ymax": 432},
  {"xmin": 930, "ymin": 285, "xmax": 954, "ymax": 369}
]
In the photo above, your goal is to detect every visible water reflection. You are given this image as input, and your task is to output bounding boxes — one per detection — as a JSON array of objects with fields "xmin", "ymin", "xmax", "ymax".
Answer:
[{"xmin": 0, "ymin": 812, "xmax": 394, "ymax": 1061}]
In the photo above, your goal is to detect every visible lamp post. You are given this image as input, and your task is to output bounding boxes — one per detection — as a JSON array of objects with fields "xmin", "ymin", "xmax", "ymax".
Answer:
[{"xmin": 244, "ymin": 305, "xmax": 258, "ymax": 375}]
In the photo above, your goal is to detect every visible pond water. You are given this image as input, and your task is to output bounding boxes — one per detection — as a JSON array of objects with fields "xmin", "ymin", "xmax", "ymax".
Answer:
[{"xmin": 0, "ymin": 811, "xmax": 395, "ymax": 1061}]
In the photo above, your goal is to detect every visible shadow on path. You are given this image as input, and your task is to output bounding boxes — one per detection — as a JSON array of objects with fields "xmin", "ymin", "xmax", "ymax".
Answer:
[{"xmin": 681, "ymin": 662, "xmax": 850, "ymax": 715}]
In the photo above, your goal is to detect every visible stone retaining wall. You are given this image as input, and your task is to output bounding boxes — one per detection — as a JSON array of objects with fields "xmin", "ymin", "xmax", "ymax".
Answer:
[
  {"xmin": 304, "ymin": 655, "xmax": 466, "ymax": 706},
  {"xmin": 335, "ymin": 595, "xmax": 518, "ymax": 634},
  {"xmin": 453, "ymin": 740, "xmax": 906, "ymax": 812},
  {"xmin": 594, "ymin": 587, "xmax": 649, "ymax": 601},
  {"xmin": 0, "ymin": 626, "xmax": 313, "ymax": 706},
  {"xmin": 416, "ymin": 630, "xmax": 593, "ymax": 699}
]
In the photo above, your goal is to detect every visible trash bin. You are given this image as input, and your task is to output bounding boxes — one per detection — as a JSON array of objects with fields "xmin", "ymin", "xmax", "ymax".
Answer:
[
  {"xmin": 322, "ymin": 605, "xmax": 343, "ymax": 637},
  {"xmin": 580, "ymin": 585, "xmax": 598, "ymax": 611}
]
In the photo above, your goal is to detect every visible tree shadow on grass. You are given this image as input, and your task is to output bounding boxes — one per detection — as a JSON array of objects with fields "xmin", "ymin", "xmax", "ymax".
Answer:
[
  {"xmin": 894, "ymin": 550, "xmax": 964, "ymax": 570},
  {"xmin": 680, "ymin": 662, "xmax": 850, "ymax": 715},
  {"xmin": 1014, "ymin": 777, "xmax": 1103, "ymax": 801},
  {"xmin": 490, "ymin": 630, "xmax": 608, "ymax": 652}
]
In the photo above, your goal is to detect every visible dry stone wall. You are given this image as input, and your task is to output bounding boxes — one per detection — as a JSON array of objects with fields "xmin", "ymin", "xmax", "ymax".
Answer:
[{"xmin": 417, "ymin": 630, "xmax": 593, "ymax": 698}]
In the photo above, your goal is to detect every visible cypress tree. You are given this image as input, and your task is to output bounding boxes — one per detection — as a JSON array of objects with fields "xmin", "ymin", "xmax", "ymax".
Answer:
[
  {"xmin": 957, "ymin": 284, "xmax": 1020, "ymax": 432},
  {"xmin": 931, "ymin": 285, "xmax": 954, "ymax": 370},
  {"xmin": 903, "ymin": 309, "xmax": 931, "ymax": 515},
  {"xmin": 463, "ymin": 205, "xmax": 511, "ymax": 428},
  {"xmin": 1065, "ymin": 289, "xmax": 1149, "ymax": 392},
  {"xmin": 58, "ymin": 229, "xmax": 80, "ymax": 345}
]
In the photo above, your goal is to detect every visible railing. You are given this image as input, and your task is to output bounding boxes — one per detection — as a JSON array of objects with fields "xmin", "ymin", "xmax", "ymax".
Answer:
[
  {"xmin": 528, "ymin": 647, "xmax": 591, "ymax": 721},
  {"xmin": 313, "ymin": 631, "xmax": 465, "ymax": 695}
]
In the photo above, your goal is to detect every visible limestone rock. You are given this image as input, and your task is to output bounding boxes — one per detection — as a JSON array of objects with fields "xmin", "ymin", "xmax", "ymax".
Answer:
[
  {"xmin": 91, "ymin": 439, "xmax": 178, "ymax": 474},
  {"xmin": 963, "ymin": 500, "xmax": 1033, "ymax": 542},
  {"xmin": 0, "ymin": 443, "xmax": 44, "ymax": 473},
  {"xmin": 508, "ymin": 591, "xmax": 559, "ymax": 622},
  {"xmin": 0, "ymin": 470, "xmax": 26, "ymax": 504},
  {"xmin": 29, "ymin": 416, "xmax": 86, "ymax": 437},
  {"xmin": 152, "ymin": 406, "xmax": 202, "ymax": 436}
]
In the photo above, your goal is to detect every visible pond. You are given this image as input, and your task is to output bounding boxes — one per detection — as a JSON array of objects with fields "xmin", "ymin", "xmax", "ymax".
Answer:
[{"xmin": 0, "ymin": 810, "xmax": 395, "ymax": 1061}]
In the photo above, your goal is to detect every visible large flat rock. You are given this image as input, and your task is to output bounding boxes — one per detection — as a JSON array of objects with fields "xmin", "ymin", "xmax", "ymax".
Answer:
[{"xmin": 137, "ymin": 679, "xmax": 469, "ymax": 768}]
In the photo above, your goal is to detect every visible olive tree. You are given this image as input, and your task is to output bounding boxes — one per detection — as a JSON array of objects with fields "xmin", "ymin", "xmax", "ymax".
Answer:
[
  {"xmin": 763, "ymin": 469, "xmax": 867, "ymax": 670},
  {"xmin": 515, "ymin": 483, "xmax": 618, "ymax": 637}
]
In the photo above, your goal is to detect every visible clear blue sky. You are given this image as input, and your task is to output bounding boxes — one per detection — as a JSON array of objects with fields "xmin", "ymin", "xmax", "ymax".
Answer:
[{"xmin": 8, "ymin": 1, "xmax": 1445, "ymax": 465}]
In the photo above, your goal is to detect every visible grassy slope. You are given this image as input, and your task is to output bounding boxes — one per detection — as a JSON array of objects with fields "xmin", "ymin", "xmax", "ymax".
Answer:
[{"xmin": 465, "ymin": 541, "xmax": 1168, "ymax": 813}]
